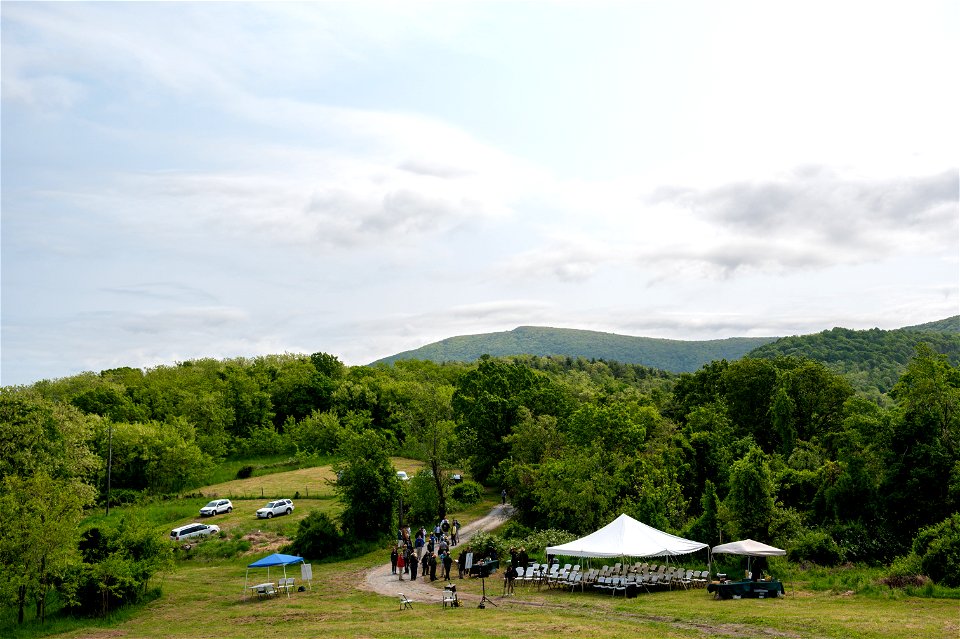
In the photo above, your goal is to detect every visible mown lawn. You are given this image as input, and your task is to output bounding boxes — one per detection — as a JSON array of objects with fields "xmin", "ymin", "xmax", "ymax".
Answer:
[
  {"xmin": 32, "ymin": 553, "xmax": 959, "ymax": 639},
  {"xmin": 5, "ymin": 459, "xmax": 958, "ymax": 639}
]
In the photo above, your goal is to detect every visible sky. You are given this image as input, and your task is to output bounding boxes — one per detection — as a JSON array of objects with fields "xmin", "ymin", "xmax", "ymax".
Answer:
[{"xmin": 2, "ymin": 1, "xmax": 958, "ymax": 386}]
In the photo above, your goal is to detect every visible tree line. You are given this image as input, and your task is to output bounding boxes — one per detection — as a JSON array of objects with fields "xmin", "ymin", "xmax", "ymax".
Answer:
[{"xmin": 2, "ymin": 340, "xmax": 959, "ymax": 623}]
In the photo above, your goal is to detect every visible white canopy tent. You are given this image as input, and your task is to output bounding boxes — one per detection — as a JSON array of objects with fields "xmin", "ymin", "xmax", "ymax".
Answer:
[
  {"xmin": 711, "ymin": 539, "xmax": 785, "ymax": 557},
  {"xmin": 546, "ymin": 513, "xmax": 707, "ymax": 559},
  {"xmin": 710, "ymin": 539, "xmax": 785, "ymax": 580}
]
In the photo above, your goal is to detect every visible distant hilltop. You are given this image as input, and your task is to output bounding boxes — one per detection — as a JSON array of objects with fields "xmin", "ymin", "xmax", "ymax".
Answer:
[
  {"xmin": 372, "ymin": 326, "xmax": 778, "ymax": 373},
  {"xmin": 371, "ymin": 317, "xmax": 960, "ymax": 380}
]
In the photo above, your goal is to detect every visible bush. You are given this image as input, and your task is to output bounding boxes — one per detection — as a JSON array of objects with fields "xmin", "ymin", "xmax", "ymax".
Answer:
[
  {"xmin": 290, "ymin": 511, "xmax": 342, "ymax": 561},
  {"xmin": 450, "ymin": 480, "xmax": 483, "ymax": 505},
  {"xmin": 236, "ymin": 465, "xmax": 255, "ymax": 479},
  {"xmin": 466, "ymin": 531, "xmax": 505, "ymax": 561},
  {"xmin": 913, "ymin": 513, "xmax": 960, "ymax": 587},
  {"xmin": 788, "ymin": 529, "xmax": 843, "ymax": 565}
]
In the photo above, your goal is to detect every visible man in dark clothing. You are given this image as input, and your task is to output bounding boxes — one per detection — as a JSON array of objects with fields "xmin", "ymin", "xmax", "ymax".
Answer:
[
  {"xmin": 457, "ymin": 548, "xmax": 467, "ymax": 578},
  {"xmin": 442, "ymin": 551, "xmax": 453, "ymax": 580},
  {"xmin": 409, "ymin": 550, "xmax": 419, "ymax": 581},
  {"xmin": 390, "ymin": 547, "xmax": 398, "ymax": 574},
  {"xmin": 421, "ymin": 553, "xmax": 430, "ymax": 580},
  {"xmin": 429, "ymin": 553, "xmax": 438, "ymax": 581}
]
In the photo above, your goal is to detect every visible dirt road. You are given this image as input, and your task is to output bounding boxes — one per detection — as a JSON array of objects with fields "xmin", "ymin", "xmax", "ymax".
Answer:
[{"xmin": 359, "ymin": 504, "xmax": 515, "ymax": 605}]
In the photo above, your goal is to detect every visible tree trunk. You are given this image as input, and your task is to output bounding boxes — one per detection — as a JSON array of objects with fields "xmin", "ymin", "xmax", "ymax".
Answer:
[
  {"xmin": 431, "ymin": 442, "xmax": 447, "ymax": 519},
  {"xmin": 17, "ymin": 584, "xmax": 26, "ymax": 624}
]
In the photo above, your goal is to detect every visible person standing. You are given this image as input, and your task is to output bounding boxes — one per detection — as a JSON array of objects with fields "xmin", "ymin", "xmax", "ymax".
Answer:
[
  {"xmin": 390, "ymin": 547, "xmax": 398, "ymax": 574},
  {"xmin": 396, "ymin": 550, "xmax": 405, "ymax": 580},
  {"xmin": 421, "ymin": 552, "xmax": 430, "ymax": 581},
  {"xmin": 501, "ymin": 488, "xmax": 507, "ymax": 504},
  {"xmin": 457, "ymin": 548, "xmax": 467, "ymax": 579},
  {"xmin": 442, "ymin": 551, "xmax": 453, "ymax": 580},
  {"xmin": 415, "ymin": 531, "xmax": 424, "ymax": 561},
  {"xmin": 429, "ymin": 553, "xmax": 438, "ymax": 581},
  {"xmin": 409, "ymin": 549, "xmax": 419, "ymax": 581}
]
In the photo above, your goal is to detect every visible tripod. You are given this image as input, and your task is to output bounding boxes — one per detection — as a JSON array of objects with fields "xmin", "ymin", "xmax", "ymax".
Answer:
[{"xmin": 478, "ymin": 573, "xmax": 498, "ymax": 608}]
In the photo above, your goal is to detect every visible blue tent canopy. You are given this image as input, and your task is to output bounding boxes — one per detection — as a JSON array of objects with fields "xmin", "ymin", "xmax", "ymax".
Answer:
[{"xmin": 248, "ymin": 553, "xmax": 305, "ymax": 568}]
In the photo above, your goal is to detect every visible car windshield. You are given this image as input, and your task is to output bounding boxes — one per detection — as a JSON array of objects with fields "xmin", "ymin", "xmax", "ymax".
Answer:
[
  {"xmin": 203, "ymin": 501, "xmax": 218, "ymax": 507},
  {"xmin": 265, "ymin": 502, "xmax": 277, "ymax": 508}
]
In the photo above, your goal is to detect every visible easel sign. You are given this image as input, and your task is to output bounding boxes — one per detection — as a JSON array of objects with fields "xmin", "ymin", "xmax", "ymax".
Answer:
[
  {"xmin": 301, "ymin": 563, "xmax": 313, "ymax": 589},
  {"xmin": 465, "ymin": 552, "xmax": 474, "ymax": 571}
]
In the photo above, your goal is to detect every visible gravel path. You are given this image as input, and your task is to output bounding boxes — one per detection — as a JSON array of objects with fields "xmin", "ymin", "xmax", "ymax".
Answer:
[{"xmin": 359, "ymin": 503, "xmax": 515, "ymax": 605}]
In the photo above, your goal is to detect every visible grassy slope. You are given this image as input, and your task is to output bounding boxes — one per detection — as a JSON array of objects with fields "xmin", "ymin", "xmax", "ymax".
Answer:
[
  {"xmin": 33, "ymin": 556, "xmax": 960, "ymax": 639},
  {"xmin": 7, "ymin": 460, "xmax": 958, "ymax": 639}
]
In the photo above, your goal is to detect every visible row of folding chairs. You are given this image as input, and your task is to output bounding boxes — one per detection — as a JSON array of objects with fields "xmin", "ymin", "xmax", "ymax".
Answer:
[{"xmin": 512, "ymin": 562, "xmax": 710, "ymax": 593}]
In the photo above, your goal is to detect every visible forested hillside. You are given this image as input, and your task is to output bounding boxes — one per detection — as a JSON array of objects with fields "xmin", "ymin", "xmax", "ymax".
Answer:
[
  {"xmin": 3, "ymin": 341, "xmax": 960, "ymax": 621},
  {"xmin": 372, "ymin": 325, "xmax": 777, "ymax": 372},
  {"xmin": 747, "ymin": 317, "xmax": 960, "ymax": 396}
]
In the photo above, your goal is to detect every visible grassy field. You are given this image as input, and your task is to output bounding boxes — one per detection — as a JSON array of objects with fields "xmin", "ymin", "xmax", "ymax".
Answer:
[
  {"xmin": 4, "ymin": 459, "xmax": 958, "ymax": 639},
  {"xmin": 197, "ymin": 456, "xmax": 427, "ymax": 500}
]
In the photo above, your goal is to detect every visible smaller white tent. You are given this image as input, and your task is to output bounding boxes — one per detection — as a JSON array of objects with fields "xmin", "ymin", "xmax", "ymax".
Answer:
[
  {"xmin": 546, "ymin": 514, "xmax": 707, "ymax": 558},
  {"xmin": 710, "ymin": 539, "xmax": 785, "ymax": 580},
  {"xmin": 711, "ymin": 539, "xmax": 785, "ymax": 557}
]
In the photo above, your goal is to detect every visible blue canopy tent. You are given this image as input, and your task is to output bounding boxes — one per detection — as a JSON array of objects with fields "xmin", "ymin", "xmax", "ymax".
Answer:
[{"xmin": 244, "ymin": 553, "xmax": 305, "ymax": 599}]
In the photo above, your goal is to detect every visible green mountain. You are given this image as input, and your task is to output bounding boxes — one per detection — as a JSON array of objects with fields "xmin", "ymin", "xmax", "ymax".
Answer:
[
  {"xmin": 747, "ymin": 316, "xmax": 960, "ymax": 394},
  {"xmin": 371, "ymin": 326, "xmax": 778, "ymax": 373}
]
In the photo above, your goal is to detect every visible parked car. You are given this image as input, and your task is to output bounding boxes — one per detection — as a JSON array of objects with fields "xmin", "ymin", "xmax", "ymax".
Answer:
[
  {"xmin": 396, "ymin": 471, "xmax": 409, "ymax": 481},
  {"xmin": 199, "ymin": 499, "xmax": 233, "ymax": 516},
  {"xmin": 256, "ymin": 499, "xmax": 294, "ymax": 519},
  {"xmin": 170, "ymin": 523, "xmax": 220, "ymax": 541}
]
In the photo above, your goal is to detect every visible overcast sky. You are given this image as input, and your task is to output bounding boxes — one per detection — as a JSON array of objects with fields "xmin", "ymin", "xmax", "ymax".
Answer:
[{"xmin": 2, "ymin": 1, "xmax": 958, "ymax": 386}]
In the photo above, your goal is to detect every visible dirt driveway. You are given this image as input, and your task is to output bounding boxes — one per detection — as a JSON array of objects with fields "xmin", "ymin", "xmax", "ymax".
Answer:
[{"xmin": 359, "ymin": 504, "xmax": 515, "ymax": 606}]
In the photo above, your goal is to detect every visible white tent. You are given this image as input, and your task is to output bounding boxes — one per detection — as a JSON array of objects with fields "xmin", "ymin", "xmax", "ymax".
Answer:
[
  {"xmin": 546, "ymin": 513, "xmax": 707, "ymax": 558},
  {"xmin": 711, "ymin": 539, "xmax": 785, "ymax": 557},
  {"xmin": 710, "ymin": 539, "xmax": 785, "ymax": 581}
]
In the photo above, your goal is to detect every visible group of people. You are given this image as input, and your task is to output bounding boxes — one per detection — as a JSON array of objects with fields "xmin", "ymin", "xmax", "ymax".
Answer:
[
  {"xmin": 501, "ymin": 546, "xmax": 530, "ymax": 595},
  {"xmin": 390, "ymin": 519, "xmax": 465, "ymax": 583}
]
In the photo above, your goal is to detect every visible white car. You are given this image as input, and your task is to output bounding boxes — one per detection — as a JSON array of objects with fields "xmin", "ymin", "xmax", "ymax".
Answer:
[
  {"xmin": 170, "ymin": 523, "xmax": 220, "ymax": 541},
  {"xmin": 396, "ymin": 471, "xmax": 409, "ymax": 481},
  {"xmin": 256, "ymin": 499, "xmax": 294, "ymax": 519},
  {"xmin": 199, "ymin": 499, "xmax": 233, "ymax": 516}
]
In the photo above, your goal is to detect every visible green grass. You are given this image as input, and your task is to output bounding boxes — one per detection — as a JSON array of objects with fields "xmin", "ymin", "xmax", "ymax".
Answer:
[
  {"xmin": 8, "ymin": 459, "xmax": 960, "ymax": 639},
  {"xmin": 16, "ymin": 554, "xmax": 958, "ymax": 639}
]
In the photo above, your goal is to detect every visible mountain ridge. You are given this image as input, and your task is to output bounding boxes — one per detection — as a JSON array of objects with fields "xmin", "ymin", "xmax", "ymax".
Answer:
[{"xmin": 371, "ymin": 316, "xmax": 960, "ymax": 376}]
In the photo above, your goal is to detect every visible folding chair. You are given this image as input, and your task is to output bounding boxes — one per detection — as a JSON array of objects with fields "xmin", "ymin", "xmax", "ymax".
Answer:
[{"xmin": 399, "ymin": 593, "xmax": 413, "ymax": 610}]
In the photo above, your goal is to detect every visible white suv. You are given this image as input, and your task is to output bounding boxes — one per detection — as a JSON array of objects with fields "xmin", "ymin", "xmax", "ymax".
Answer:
[
  {"xmin": 170, "ymin": 523, "xmax": 220, "ymax": 541},
  {"xmin": 256, "ymin": 499, "xmax": 294, "ymax": 519},
  {"xmin": 199, "ymin": 499, "xmax": 233, "ymax": 516}
]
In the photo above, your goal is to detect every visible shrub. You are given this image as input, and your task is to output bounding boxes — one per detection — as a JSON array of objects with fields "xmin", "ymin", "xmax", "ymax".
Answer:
[
  {"xmin": 788, "ymin": 529, "xmax": 843, "ymax": 565},
  {"xmin": 236, "ymin": 465, "xmax": 255, "ymax": 479},
  {"xmin": 913, "ymin": 513, "xmax": 960, "ymax": 587},
  {"xmin": 466, "ymin": 531, "xmax": 505, "ymax": 561},
  {"xmin": 881, "ymin": 553, "xmax": 928, "ymax": 589},
  {"xmin": 450, "ymin": 480, "xmax": 483, "ymax": 505},
  {"xmin": 290, "ymin": 511, "xmax": 342, "ymax": 561}
]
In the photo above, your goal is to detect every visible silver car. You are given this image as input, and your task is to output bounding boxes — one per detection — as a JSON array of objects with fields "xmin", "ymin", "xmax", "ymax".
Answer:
[
  {"xmin": 256, "ymin": 499, "xmax": 294, "ymax": 519},
  {"xmin": 199, "ymin": 499, "xmax": 233, "ymax": 516},
  {"xmin": 170, "ymin": 523, "xmax": 220, "ymax": 541}
]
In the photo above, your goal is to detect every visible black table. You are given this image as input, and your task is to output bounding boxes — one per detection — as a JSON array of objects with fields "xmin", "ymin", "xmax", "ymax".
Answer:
[
  {"xmin": 469, "ymin": 559, "xmax": 499, "ymax": 577},
  {"xmin": 708, "ymin": 579, "xmax": 785, "ymax": 599}
]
